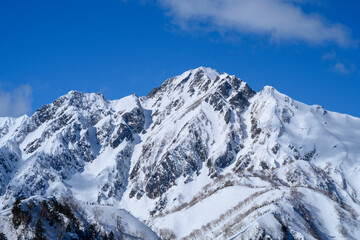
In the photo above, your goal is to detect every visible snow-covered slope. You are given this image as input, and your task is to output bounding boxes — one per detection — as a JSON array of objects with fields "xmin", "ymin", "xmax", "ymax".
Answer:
[{"xmin": 1, "ymin": 67, "xmax": 360, "ymax": 239}]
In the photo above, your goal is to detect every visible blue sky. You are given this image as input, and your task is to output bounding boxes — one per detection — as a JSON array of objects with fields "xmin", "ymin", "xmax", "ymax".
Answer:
[{"xmin": 0, "ymin": 0, "xmax": 359, "ymax": 117}]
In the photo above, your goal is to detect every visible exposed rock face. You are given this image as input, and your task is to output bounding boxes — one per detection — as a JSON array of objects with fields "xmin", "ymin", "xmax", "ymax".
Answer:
[
  {"xmin": 0, "ymin": 145, "xmax": 20, "ymax": 196},
  {"xmin": 1, "ymin": 67, "xmax": 360, "ymax": 239},
  {"xmin": 122, "ymin": 107, "xmax": 145, "ymax": 133}
]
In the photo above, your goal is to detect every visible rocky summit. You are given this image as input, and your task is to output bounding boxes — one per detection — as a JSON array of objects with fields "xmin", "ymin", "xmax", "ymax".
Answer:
[{"xmin": 1, "ymin": 67, "xmax": 360, "ymax": 239}]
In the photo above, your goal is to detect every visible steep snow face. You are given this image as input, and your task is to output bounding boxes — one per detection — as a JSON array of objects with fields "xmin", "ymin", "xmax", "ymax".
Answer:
[
  {"xmin": 1, "ymin": 67, "xmax": 360, "ymax": 239},
  {"xmin": 126, "ymin": 67, "xmax": 256, "ymax": 201}
]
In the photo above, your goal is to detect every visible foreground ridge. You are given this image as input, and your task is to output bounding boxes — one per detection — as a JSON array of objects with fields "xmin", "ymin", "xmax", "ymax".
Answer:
[{"xmin": 0, "ymin": 67, "xmax": 360, "ymax": 239}]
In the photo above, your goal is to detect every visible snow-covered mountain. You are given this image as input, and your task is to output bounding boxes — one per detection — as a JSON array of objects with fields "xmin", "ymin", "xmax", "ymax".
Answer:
[{"xmin": 1, "ymin": 67, "xmax": 360, "ymax": 239}]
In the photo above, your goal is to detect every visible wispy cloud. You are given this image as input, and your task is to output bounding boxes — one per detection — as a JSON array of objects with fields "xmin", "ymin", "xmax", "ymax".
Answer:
[
  {"xmin": 0, "ymin": 84, "xmax": 33, "ymax": 117},
  {"xmin": 333, "ymin": 62, "xmax": 355, "ymax": 75},
  {"xmin": 322, "ymin": 50, "xmax": 336, "ymax": 60},
  {"xmin": 159, "ymin": 0, "xmax": 353, "ymax": 47}
]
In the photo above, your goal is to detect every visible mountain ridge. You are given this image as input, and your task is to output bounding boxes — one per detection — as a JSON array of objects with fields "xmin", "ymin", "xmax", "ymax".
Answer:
[{"xmin": 0, "ymin": 67, "xmax": 360, "ymax": 239}]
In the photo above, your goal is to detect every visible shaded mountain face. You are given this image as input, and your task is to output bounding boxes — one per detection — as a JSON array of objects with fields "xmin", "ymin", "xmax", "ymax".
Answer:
[{"xmin": 1, "ymin": 67, "xmax": 360, "ymax": 239}]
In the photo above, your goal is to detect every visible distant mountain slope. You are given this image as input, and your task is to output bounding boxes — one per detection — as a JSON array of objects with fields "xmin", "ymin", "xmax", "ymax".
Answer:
[{"xmin": 1, "ymin": 67, "xmax": 360, "ymax": 239}]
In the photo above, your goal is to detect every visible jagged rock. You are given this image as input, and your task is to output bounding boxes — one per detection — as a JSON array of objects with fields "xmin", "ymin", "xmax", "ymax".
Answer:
[{"xmin": 110, "ymin": 123, "xmax": 134, "ymax": 148}]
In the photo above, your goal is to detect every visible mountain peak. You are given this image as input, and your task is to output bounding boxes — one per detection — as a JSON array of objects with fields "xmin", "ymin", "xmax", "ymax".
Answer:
[
  {"xmin": 175, "ymin": 66, "xmax": 221, "ymax": 86},
  {"xmin": 61, "ymin": 90, "xmax": 106, "ymax": 102},
  {"xmin": 50, "ymin": 90, "xmax": 109, "ymax": 111},
  {"xmin": 187, "ymin": 66, "xmax": 220, "ymax": 80},
  {"xmin": 146, "ymin": 67, "xmax": 238, "ymax": 100}
]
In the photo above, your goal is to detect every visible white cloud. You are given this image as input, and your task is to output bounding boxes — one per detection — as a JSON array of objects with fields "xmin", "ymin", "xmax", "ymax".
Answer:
[
  {"xmin": 333, "ymin": 62, "xmax": 355, "ymax": 75},
  {"xmin": 159, "ymin": 0, "xmax": 353, "ymax": 47},
  {"xmin": 0, "ymin": 84, "xmax": 33, "ymax": 117}
]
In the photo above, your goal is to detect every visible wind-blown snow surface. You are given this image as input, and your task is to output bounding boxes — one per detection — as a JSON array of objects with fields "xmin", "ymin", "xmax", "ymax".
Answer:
[{"xmin": 1, "ymin": 67, "xmax": 360, "ymax": 239}]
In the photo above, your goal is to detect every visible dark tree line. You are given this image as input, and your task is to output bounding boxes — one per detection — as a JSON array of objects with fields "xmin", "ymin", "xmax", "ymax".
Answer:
[
  {"xmin": 11, "ymin": 198, "xmax": 32, "ymax": 229},
  {"xmin": 0, "ymin": 232, "xmax": 7, "ymax": 240},
  {"xmin": 9, "ymin": 197, "xmax": 120, "ymax": 240}
]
